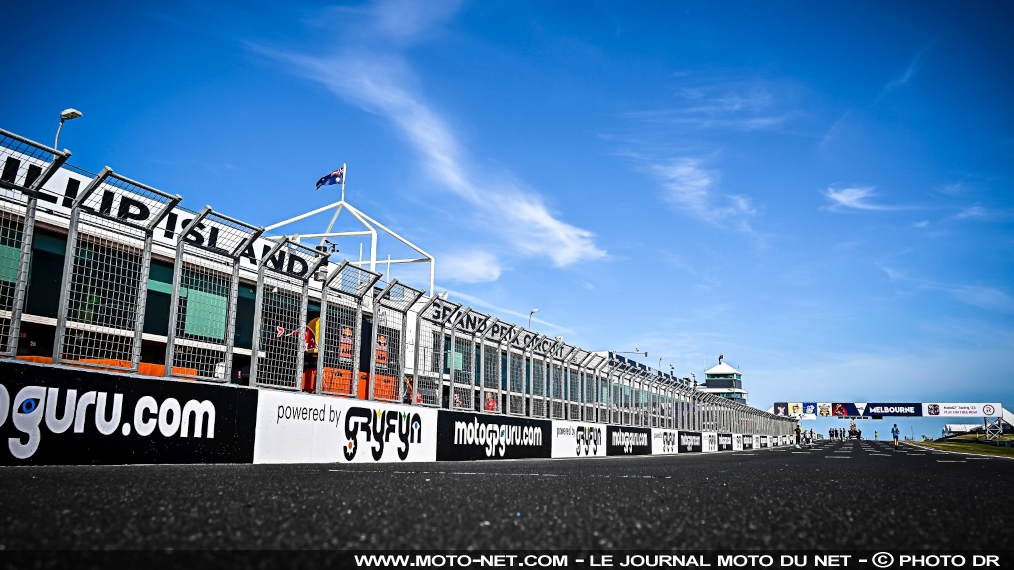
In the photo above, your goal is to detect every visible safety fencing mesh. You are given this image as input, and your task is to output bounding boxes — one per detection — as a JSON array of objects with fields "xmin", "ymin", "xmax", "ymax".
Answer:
[
  {"xmin": 412, "ymin": 297, "xmax": 460, "ymax": 408},
  {"xmin": 550, "ymin": 361, "xmax": 564, "ymax": 419},
  {"xmin": 54, "ymin": 169, "xmax": 179, "ymax": 372},
  {"xmin": 317, "ymin": 261, "xmax": 380, "ymax": 398},
  {"xmin": 0, "ymin": 128, "xmax": 68, "ymax": 356},
  {"xmin": 372, "ymin": 280, "xmax": 424, "ymax": 403},
  {"xmin": 250, "ymin": 239, "xmax": 325, "ymax": 390},
  {"xmin": 507, "ymin": 339, "xmax": 525, "ymax": 416},
  {"xmin": 165, "ymin": 207, "xmax": 262, "ymax": 382},
  {"xmin": 530, "ymin": 347, "xmax": 547, "ymax": 419},
  {"xmin": 479, "ymin": 319, "xmax": 507, "ymax": 414}
]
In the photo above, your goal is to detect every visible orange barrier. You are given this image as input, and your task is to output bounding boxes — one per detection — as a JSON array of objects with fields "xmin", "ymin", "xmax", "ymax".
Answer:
[
  {"xmin": 14, "ymin": 356, "xmax": 198, "ymax": 379},
  {"xmin": 301, "ymin": 368, "xmax": 398, "ymax": 401}
]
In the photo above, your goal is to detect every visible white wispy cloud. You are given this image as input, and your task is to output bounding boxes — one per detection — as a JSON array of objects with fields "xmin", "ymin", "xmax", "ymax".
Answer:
[
  {"xmin": 646, "ymin": 157, "xmax": 755, "ymax": 232},
  {"xmin": 954, "ymin": 204, "xmax": 1013, "ymax": 221},
  {"xmin": 824, "ymin": 186, "xmax": 897, "ymax": 211},
  {"xmin": 950, "ymin": 286, "xmax": 1014, "ymax": 314},
  {"xmin": 877, "ymin": 44, "xmax": 933, "ymax": 101},
  {"xmin": 440, "ymin": 289, "xmax": 574, "ymax": 334},
  {"xmin": 623, "ymin": 79, "xmax": 791, "ymax": 132},
  {"xmin": 880, "ymin": 266, "xmax": 1014, "ymax": 314},
  {"xmin": 440, "ymin": 250, "xmax": 501, "ymax": 283},
  {"xmin": 252, "ymin": 0, "xmax": 603, "ymax": 271}
]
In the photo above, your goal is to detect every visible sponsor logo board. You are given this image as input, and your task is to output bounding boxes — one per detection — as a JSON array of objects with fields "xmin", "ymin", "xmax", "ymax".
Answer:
[
  {"xmin": 0, "ymin": 361, "xmax": 256, "ymax": 465},
  {"xmin": 742, "ymin": 435, "xmax": 754, "ymax": 450},
  {"xmin": 759, "ymin": 435, "xmax": 769, "ymax": 448},
  {"xmin": 606, "ymin": 426, "xmax": 651, "ymax": 456},
  {"xmin": 678, "ymin": 430, "xmax": 702, "ymax": 453},
  {"xmin": 702, "ymin": 431, "xmax": 718, "ymax": 453},
  {"xmin": 717, "ymin": 433, "xmax": 733, "ymax": 452},
  {"xmin": 437, "ymin": 410, "xmax": 550, "ymax": 460},
  {"xmin": 923, "ymin": 403, "xmax": 1002, "ymax": 417},
  {"xmin": 551, "ymin": 420, "xmax": 605, "ymax": 458},
  {"xmin": 253, "ymin": 390, "xmax": 436, "ymax": 463},
  {"xmin": 650, "ymin": 428, "xmax": 678, "ymax": 455}
]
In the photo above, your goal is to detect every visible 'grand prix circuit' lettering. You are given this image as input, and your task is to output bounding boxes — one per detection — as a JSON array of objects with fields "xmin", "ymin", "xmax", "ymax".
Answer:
[
  {"xmin": 454, "ymin": 417, "xmax": 543, "ymax": 458},
  {"xmin": 0, "ymin": 383, "xmax": 214, "ymax": 460},
  {"xmin": 344, "ymin": 407, "xmax": 423, "ymax": 461}
]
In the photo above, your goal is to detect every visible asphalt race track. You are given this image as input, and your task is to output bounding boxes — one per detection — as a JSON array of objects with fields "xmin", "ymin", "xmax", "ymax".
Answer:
[{"xmin": 1, "ymin": 441, "xmax": 1011, "ymax": 551}]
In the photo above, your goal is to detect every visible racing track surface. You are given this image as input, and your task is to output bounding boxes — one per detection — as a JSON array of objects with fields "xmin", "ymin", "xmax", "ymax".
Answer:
[{"xmin": 1, "ymin": 440, "xmax": 1012, "ymax": 551}]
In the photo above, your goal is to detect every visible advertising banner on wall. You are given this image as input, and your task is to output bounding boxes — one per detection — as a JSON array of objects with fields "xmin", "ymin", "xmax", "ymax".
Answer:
[
  {"xmin": 742, "ymin": 435, "xmax": 754, "ymax": 450},
  {"xmin": 678, "ymin": 430, "xmax": 702, "ymax": 453},
  {"xmin": 551, "ymin": 420, "xmax": 605, "ymax": 458},
  {"xmin": 759, "ymin": 435, "xmax": 768, "ymax": 448},
  {"xmin": 0, "ymin": 361, "xmax": 257, "ymax": 466},
  {"xmin": 732, "ymin": 433, "xmax": 743, "ymax": 451},
  {"xmin": 864, "ymin": 403, "xmax": 921, "ymax": 417},
  {"xmin": 650, "ymin": 428, "xmax": 678, "ymax": 455},
  {"xmin": 717, "ymin": 433, "xmax": 733, "ymax": 452},
  {"xmin": 702, "ymin": 431, "xmax": 718, "ymax": 452},
  {"xmin": 437, "ymin": 410, "xmax": 551, "ymax": 460},
  {"xmin": 253, "ymin": 390, "xmax": 437, "ymax": 464},
  {"xmin": 606, "ymin": 425, "xmax": 652, "ymax": 456},
  {"xmin": 923, "ymin": 403, "xmax": 1002, "ymax": 417}
]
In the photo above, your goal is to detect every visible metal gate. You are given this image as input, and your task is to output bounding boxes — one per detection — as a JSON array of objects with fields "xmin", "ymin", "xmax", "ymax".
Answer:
[
  {"xmin": 370, "ymin": 279, "xmax": 425, "ymax": 403},
  {"xmin": 164, "ymin": 206, "xmax": 263, "ymax": 381},
  {"xmin": 53, "ymin": 167, "xmax": 180, "ymax": 372},
  {"xmin": 249, "ymin": 238, "xmax": 327, "ymax": 389},
  {"xmin": 0, "ymin": 128, "xmax": 69, "ymax": 356},
  {"xmin": 317, "ymin": 260, "xmax": 381, "ymax": 398}
]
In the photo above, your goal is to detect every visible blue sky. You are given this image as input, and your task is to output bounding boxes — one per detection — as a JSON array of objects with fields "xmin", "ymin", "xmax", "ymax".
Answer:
[{"xmin": 2, "ymin": 1, "xmax": 1012, "ymax": 424}]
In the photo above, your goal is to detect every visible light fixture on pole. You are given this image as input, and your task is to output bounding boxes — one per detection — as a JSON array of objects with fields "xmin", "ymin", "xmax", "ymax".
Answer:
[
  {"xmin": 54, "ymin": 108, "xmax": 82, "ymax": 149},
  {"xmin": 658, "ymin": 355, "xmax": 666, "ymax": 372},
  {"xmin": 528, "ymin": 308, "xmax": 539, "ymax": 329}
]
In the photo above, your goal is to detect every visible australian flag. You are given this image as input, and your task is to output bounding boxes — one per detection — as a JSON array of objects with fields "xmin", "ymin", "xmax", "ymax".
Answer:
[{"xmin": 315, "ymin": 166, "xmax": 345, "ymax": 190}]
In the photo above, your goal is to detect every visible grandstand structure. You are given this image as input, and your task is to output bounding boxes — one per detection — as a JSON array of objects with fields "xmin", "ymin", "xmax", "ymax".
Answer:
[{"xmin": 0, "ymin": 126, "xmax": 794, "ymax": 437}]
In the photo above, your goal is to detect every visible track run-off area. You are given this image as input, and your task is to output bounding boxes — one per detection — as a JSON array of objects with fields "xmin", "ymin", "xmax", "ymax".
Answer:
[{"xmin": 1, "ymin": 440, "xmax": 1011, "ymax": 551}]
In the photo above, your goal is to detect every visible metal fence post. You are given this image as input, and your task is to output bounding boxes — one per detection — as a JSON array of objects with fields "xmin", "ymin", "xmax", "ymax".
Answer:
[
  {"xmin": 164, "ymin": 206, "xmax": 211, "ymax": 376},
  {"xmin": 51, "ymin": 168, "xmax": 110, "ymax": 365},
  {"xmin": 248, "ymin": 238, "xmax": 287, "ymax": 386}
]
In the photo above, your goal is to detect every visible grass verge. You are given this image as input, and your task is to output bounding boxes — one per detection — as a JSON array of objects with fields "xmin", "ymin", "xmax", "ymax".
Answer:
[{"xmin": 910, "ymin": 440, "xmax": 1014, "ymax": 458}]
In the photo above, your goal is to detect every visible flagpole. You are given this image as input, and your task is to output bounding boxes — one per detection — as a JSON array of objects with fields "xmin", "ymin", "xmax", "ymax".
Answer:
[{"xmin": 341, "ymin": 162, "xmax": 347, "ymax": 202}]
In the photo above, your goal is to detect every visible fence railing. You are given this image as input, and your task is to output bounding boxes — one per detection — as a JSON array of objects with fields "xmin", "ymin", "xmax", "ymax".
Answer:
[{"xmin": 0, "ymin": 125, "xmax": 795, "ymax": 438}]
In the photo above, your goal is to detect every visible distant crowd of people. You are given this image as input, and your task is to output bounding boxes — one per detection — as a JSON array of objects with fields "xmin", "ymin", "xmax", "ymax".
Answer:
[{"xmin": 829, "ymin": 424, "xmax": 862, "ymax": 441}]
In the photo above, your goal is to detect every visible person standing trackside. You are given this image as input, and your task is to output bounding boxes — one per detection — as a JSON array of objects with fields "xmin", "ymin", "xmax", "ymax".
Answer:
[
  {"xmin": 891, "ymin": 424, "xmax": 901, "ymax": 450},
  {"xmin": 875, "ymin": 430, "xmax": 879, "ymax": 441}
]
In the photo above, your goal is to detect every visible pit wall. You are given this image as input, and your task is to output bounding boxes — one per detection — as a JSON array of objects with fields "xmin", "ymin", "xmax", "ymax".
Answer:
[{"xmin": 0, "ymin": 361, "xmax": 788, "ymax": 466}]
